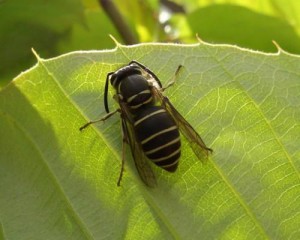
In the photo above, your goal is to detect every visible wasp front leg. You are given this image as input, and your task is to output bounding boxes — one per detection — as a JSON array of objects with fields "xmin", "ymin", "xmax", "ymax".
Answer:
[
  {"xmin": 79, "ymin": 109, "xmax": 120, "ymax": 131},
  {"xmin": 161, "ymin": 65, "xmax": 183, "ymax": 91}
]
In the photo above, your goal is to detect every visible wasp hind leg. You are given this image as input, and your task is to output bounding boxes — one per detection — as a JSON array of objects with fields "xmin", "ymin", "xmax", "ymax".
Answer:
[
  {"xmin": 79, "ymin": 109, "xmax": 119, "ymax": 131},
  {"xmin": 116, "ymin": 118, "xmax": 131, "ymax": 186},
  {"xmin": 117, "ymin": 133, "xmax": 127, "ymax": 187}
]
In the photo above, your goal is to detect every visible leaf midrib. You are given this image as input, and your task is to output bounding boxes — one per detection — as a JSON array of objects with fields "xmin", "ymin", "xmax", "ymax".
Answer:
[{"xmin": 39, "ymin": 56, "xmax": 185, "ymax": 239}]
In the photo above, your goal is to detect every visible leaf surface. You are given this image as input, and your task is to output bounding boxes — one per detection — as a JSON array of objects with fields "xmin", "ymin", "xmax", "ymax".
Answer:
[{"xmin": 0, "ymin": 42, "xmax": 300, "ymax": 239}]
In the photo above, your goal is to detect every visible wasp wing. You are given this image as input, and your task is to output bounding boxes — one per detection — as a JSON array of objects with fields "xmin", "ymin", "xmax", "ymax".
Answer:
[
  {"xmin": 119, "ymin": 101, "xmax": 157, "ymax": 187},
  {"xmin": 153, "ymin": 88, "xmax": 212, "ymax": 162}
]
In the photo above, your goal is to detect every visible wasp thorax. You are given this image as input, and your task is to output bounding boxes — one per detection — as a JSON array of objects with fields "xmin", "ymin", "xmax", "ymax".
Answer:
[
  {"xmin": 110, "ymin": 65, "xmax": 142, "ymax": 88},
  {"xmin": 116, "ymin": 74, "xmax": 153, "ymax": 110}
]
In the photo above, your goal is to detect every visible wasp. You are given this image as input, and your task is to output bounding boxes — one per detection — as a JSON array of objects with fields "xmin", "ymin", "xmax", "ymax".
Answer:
[{"xmin": 80, "ymin": 61, "xmax": 212, "ymax": 187}]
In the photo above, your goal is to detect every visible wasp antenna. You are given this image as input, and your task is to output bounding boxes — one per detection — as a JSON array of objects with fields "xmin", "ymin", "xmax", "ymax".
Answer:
[{"xmin": 104, "ymin": 72, "xmax": 113, "ymax": 113}]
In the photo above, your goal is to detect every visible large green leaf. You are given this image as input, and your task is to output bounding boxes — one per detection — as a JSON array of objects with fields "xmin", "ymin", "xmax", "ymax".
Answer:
[
  {"xmin": 175, "ymin": 0, "xmax": 300, "ymax": 36},
  {"xmin": 0, "ymin": 42, "xmax": 300, "ymax": 239},
  {"xmin": 0, "ymin": 0, "xmax": 84, "ymax": 86},
  {"xmin": 187, "ymin": 4, "xmax": 300, "ymax": 54}
]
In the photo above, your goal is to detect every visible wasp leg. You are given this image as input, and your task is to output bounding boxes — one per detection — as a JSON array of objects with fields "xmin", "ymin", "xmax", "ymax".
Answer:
[
  {"xmin": 79, "ymin": 109, "xmax": 119, "ymax": 131},
  {"xmin": 128, "ymin": 60, "xmax": 163, "ymax": 88},
  {"xmin": 117, "ymin": 129, "xmax": 127, "ymax": 186},
  {"xmin": 161, "ymin": 65, "xmax": 183, "ymax": 91},
  {"xmin": 117, "ymin": 117, "xmax": 130, "ymax": 186}
]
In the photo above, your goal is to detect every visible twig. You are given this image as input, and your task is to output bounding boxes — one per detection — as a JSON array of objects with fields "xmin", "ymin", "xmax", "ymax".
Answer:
[{"xmin": 99, "ymin": 0, "xmax": 138, "ymax": 44}]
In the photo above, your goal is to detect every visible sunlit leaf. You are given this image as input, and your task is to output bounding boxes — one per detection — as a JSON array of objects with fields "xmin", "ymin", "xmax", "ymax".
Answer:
[{"xmin": 0, "ymin": 42, "xmax": 299, "ymax": 239}]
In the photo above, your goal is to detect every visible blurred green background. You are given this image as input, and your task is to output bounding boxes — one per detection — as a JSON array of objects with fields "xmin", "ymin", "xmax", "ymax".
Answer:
[{"xmin": 1, "ymin": 0, "xmax": 299, "ymax": 88}]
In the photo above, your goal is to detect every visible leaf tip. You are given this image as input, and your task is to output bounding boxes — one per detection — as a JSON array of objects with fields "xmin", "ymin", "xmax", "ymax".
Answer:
[
  {"xmin": 31, "ymin": 48, "xmax": 42, "ymax": 61},
  {"xmin": 109, "ymin": 35, "xmax": 122, "ymax": 48},
  {"xmin": 272, "ymin": 41, "xmax": 284, "ymax": 54},
  {"xmin": 196, "ymin": 34, "xmax": 205, "ymax": 44}
]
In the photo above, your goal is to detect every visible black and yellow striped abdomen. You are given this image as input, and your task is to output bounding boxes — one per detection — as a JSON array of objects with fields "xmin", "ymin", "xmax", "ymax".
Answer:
[{"xmin": 134, "ymin": 106, "xmax": 181, "ymax": 172}]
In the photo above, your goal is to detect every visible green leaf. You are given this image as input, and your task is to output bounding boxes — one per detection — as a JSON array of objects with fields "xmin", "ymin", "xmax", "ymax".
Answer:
[
  {"xmin": 58, "ymin": 9, "xmax": 121, "ymax": 52},
  {"xmin": 0, "ymin": 0, "xmax": 84, "ymax": 86},
  {"xmin": 186, "ymin": 4, "xmax": 300, "ymax": 54},
  {"xmin": 0, "ymin": 42, "xmax": 300, "ymax": 239},
  {"xmin": 175, "ymin": 0, "xmax": 300, "ymax": 36}
]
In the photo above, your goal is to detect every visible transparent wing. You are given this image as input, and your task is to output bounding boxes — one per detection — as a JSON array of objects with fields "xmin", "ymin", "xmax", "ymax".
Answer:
[
  {"xmin": 153, "ymin": 87, "xmax": 213, "ymax": 161},
  {"xmin": 120, "ymin": 102, "xmax": 157, "ymax": 187}
]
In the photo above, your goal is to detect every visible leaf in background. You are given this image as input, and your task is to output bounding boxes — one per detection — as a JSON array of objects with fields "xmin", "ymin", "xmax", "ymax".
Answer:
[
  {"xmin": 0, "ymin": 43, "xmax": 300, "ymax": 239},
  {"xmin": 58, "ymin": 9, "xmax": 120, "ymax": 52},
  {"xmin": 174, "ymin": 0, "xmax": 300, "ymax": 36},
  {"xmin": 0, "ymin": 0, "xmax": 84, "ymax": 85},
  {"xmin": 185, "ymin": 4, "xmax": 300, "ymax": 54}
]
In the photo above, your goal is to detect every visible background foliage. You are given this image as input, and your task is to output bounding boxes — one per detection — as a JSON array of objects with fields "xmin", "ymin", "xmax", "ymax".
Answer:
[{"xmin": 1, "ymin": 0, "xmax": 300, "ymax": 87}]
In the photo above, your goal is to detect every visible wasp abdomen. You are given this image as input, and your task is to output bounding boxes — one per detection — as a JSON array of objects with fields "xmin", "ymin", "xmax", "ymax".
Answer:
[{"xmin": 134, "ymin": 106, "xmax": 181, "ymax": 172}]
